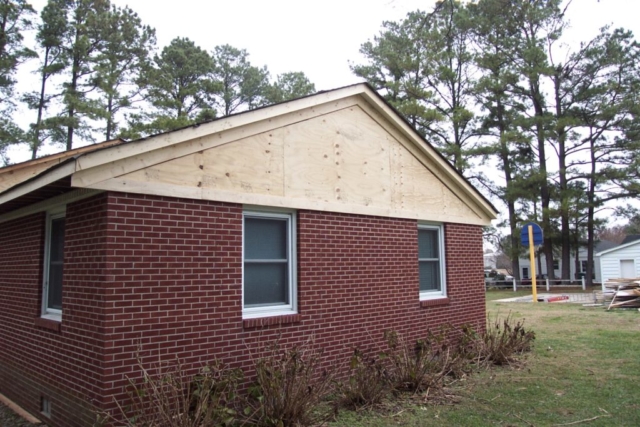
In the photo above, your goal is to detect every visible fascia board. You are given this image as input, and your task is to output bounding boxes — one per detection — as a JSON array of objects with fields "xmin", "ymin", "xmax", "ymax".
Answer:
[
  {"xmin": 0, "ymin": 161, "xmax": 76, "ymax": 206},
  {"xmin": 356, "ymin": 86, "xmax": 499, "ymax": 221}
]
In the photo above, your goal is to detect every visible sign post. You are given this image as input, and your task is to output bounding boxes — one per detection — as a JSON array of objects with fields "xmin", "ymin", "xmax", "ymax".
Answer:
[{"xmin": 521, "ymin": 222, "xmax": 543, "ymax": 303}]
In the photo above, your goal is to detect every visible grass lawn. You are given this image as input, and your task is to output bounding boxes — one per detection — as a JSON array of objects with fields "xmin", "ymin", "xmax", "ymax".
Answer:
[{"xmin": 331, "ymin": 290, "xmax": 640, "ymax": 426}]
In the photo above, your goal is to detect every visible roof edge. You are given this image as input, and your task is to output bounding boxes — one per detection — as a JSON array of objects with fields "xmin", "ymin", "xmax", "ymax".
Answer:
[
  {"xmin": 356, "ymin": 84, "xmax": 499, "ymax": 219},
  {"xmin": 596, "ymin": 238, "xmax": 640, "ymax": 256},
  {"xmin": 0, "ymin": 138, "xmax": 124, "ymax": 173},
  {"xmin": 0, "ymin": 159, "xmax": 76, "ymax": 206}
]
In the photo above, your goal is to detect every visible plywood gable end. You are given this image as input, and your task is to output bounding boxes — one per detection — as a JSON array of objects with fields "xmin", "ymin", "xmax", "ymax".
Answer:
[{"xmin": 87, "ymin": 105, "xmax": 488, "ymax": 225}]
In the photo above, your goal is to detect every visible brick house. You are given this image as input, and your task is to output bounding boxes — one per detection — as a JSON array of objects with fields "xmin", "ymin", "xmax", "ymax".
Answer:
[{"xmin": 0, "ymin": 84, "xmax": 497, "ymax": 427}]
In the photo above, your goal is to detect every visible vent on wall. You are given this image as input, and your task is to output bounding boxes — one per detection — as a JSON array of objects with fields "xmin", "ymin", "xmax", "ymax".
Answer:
[{"xmin": 40, "ymin": 396, "xmax": 51, "ymax": 417}]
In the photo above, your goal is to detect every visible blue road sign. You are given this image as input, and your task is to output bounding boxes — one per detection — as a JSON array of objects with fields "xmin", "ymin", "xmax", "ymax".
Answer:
[{"xmin": 521, "ymin": 222, "xmax": 543, "ymax": 246}]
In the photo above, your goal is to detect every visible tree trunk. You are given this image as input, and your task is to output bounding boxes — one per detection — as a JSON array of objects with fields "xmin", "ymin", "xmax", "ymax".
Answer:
[
  {"xmin": 106, "ymin": 92, "xmax": 113, "ymax": 140},
  {"xmin": 32, "ymin": 48, "xmax": 51, "ymax": 159},
  {"xmin": 585, "ymin": 139, "xmax": 598, "ymax": 288},
  {"xmin": 554, "ymin": 73, "xmax": 571, "ymax": 280},
  {"xmin": 530, "ymin": 80, "xmax": 555, "ymax": 279}
]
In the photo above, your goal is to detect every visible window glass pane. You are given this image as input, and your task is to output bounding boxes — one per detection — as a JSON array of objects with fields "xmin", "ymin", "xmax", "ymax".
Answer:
[
  {"xmin": 418, "ymin": 229, "xmax": 438, "ymax": 259},
  {"xmin": 245, "ymin": 217, "xmax": 287, "ymax": 260},
  {"xmin": 48, "ymin": 264, "xmax": 63, "ymax": 310},
  {"xmin": 48, "ymin": 217, "xmax": 65, "ymax": 310},
  {"xmin": 50, "ymin": 218, "xmax": 65, "ymax": 263},
  {"xmin": 419, "ymin": 260, "xmax": 440, "ymax": 291},
  {"xmin": 244, "ymin": 263, "xmax": 288, "ymax": 306}
]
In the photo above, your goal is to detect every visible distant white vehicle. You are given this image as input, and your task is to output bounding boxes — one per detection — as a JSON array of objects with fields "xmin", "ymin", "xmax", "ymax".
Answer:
[{"xmin": 484, "ymin": 269, "xmax": 513, "ymax": 287}]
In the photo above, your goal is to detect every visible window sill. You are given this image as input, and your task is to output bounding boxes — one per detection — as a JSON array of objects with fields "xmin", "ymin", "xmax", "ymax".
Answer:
[
  {"xmin": 243, "ymin": 314, "xmax": 301, "ymax": 329},
  {"xmin": 34, "ymin": 316, "xmax": 61, "ymax": 332},
  {"xmin": 420, "ymin": 297, "xmax": 450, "ymax": 308}
]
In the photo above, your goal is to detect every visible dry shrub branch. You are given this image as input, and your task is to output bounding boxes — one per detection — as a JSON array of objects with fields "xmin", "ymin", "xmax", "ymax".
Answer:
[
  {"xmin": 99, "ymin": 357, "xmax": 242, "ymax": 427},
  {"xmin": 461, "ymin": 313, "xmax": 536, "ymax": 367},
  {"xmin": 242, "ymin": 339, "xmax": 335, "ymax": 427}
]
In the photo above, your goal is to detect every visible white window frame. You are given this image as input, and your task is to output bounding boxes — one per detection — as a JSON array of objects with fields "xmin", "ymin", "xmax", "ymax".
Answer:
[
  {"xmin": 242, "ymin": 209, "xmax": 297, "ymax": 319},
  {"xmin": 42, "ymin": 206, "xmax": 66, "ymax": 320},
  {"xmin": 418, "ymin": 223, "xmax": 447, "ymax": 300}
]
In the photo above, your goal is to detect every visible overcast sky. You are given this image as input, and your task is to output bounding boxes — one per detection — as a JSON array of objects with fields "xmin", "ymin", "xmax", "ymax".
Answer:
[
  {"xmin": 23, "ymin": 0, "xmax": 640, "ymax": 92},
  {"xmin": 110, "ymin": 0, "xmax": 640, "ymax": 90}
]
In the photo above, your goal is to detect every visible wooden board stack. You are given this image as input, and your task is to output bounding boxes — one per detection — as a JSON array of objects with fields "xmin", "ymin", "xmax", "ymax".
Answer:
[{"xmin": 604, "ymin": 279, "xmax": 640, "ymax": 310}]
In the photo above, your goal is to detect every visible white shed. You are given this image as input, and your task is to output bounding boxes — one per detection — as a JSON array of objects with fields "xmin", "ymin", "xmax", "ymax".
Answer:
[{"xmin": 597, "ymin": 239, "xmax": 640, "ymax": 287}]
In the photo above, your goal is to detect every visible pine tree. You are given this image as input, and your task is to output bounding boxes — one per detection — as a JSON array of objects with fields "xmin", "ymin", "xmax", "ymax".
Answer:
[
  {"xmin": 210, "ymin": 44, "xmax": 269, "ymax": 116},
  {"xmin": 0, "ymin": 0, "xmax": 35, "ymax": 162},
  {"xmin": 469, "ymin": 0, "xmax": 536, "ymax": 280},
  {"xmin": 353, "ymin": 1, "xmax": 481, "ymax": 173},
  {"xmin": 569, "ymin": 28, "xmax": 640, "ymax": 285},
  {"xmin": 94, "ymin": 4, "xmax": 155, "ymax": 140},
  {"xmin": 22, "ymin": 0, "xmax": 69, "ymax": 158},
  {"xmin": 59, "ymin": 0, "xmax": 112, "ymax": 150},
  {"xmin": 122, "ymin": 37, "xmax": 215, "ymax": 138},
  {"xmin": 264, "ymin": 71, "xmax": 315, "ymax": 104}
]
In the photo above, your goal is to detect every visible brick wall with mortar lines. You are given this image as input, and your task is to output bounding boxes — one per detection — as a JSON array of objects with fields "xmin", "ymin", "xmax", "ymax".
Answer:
[
  {"xmin": 1, "ymin": 191, "xmax": 486, "ymax": 426},
  {"xmin": 99, "ymin": 194, "xmax": 486, "ymax": 419},
  {"xmin": 99, "ymin": 192, "xmax": 245, "ymax": 418},
  {"xmin": 0, "ymin": 213, "xmax": 45, "ymax": 418},
  {"xmin": 0, "ymin": 193, "xmax": 111, "ymax": 427}
]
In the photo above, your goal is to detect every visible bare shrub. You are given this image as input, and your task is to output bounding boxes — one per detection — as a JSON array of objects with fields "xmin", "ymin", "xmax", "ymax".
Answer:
[
  {"xmin": 242, "ymin": 340, "xmax": 335, "ymax": 427},
  {"xmin": 384, "ymin": 328, "xmax": 468, "ymax": 394},
  {"xmin": 100, "ymin": 358, "xmax": 242, "ymax": 427},
  {"xmin": 335, "ymin": 348, "xmax": 390, "ymax": 409},
  {"xmin": 461, "ymin": 314, "xmax": 536, "ymax": 367}
]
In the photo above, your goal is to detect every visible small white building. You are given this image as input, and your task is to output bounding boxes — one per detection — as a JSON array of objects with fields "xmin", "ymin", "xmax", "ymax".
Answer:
[{"xmin": 597, "ymin": 238, "xmax": 640, "ymax": 283}]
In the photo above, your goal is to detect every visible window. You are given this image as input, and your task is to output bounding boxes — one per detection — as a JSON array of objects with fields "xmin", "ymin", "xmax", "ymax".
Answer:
[
  {"xmin": 581, "ymin": 261, "xmax": 588, "ymax": 272},
  {"xmin": 553, "ymin": 260, "xmax": 559, "ymax": 270},
  {"xmin": 522, "ymin": 267, "xmax": 529, "ymax": 279},
  {"xmin": 43, "ymin": 208, "xmax": 65, "ymax": 318},
  {"xmin": 418, "ymin": 224, "xmax": 446, "ymax": 299},
  {"xmin": 243, "ymin": 210, "xmax": 296, "ymax": 318}
]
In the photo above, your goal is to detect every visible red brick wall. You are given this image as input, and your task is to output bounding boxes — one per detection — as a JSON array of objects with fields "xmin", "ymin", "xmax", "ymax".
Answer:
[
  {"xmin": 98, "ymin": 195, "xmax": 485, "ymax": 418},
  {"xmin": 0, "ymin": 193, "xmax": 111, "ymax": 427},
  {"xmin": 99, "ymin": 193, "xmax": 245, "ymax": 417},
  {"xmin": 0, "ymin": 192, "xmax": 486, "ymax": 426},
  {"xmin": 441, "ymin": 223, "xmax": 487, "ymax": 332},
  {"xmin": 0, "ymin": 213, "xmax": 45, "ymax": 417}
]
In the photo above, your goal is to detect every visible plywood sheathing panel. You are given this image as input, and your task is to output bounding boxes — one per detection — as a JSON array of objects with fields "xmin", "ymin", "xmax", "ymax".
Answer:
[
  {"xmin": 355, "ymin": 98, "xmax": 484, "ymax": 221},
  {"xmin": 284, "ymin": 106, "xmax": 391, "ymax": 208},
  {"xmin": 71, "ymin": 96, "xmax": 363, "ymax": 189},
  {"xmin": 127, "ymin": 131, "xmax": 284, "ymax": 197},
  {"xmin": 84, "ymin": 102, "xmax": 487, "ymax": 225}
]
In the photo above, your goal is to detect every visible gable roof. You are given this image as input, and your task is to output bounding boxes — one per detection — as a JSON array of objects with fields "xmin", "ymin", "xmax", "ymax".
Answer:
[
  {"xmin": 595, "ymin": 240, "xmax": 619, "ymax": 253},
  {"xmin": 596, "ymin": 238, "xmax": 640, "ymax": 256},
  {"xmin": 0, "ymin": 83, "xmax": 498, "ymax": 225},
  {"xmin": 621, "ymin": 234, "xmax": 640, "ymax": 245},
  {"xmin": 0, "ymin": 138, "xmax": 124, "ymax": 193}
]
